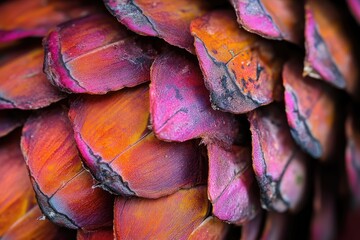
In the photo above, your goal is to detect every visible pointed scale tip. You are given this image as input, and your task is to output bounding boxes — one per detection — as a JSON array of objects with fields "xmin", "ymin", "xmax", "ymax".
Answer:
[
  {"xmin": 21, "ymin": 105, "xmax": 113, "ymax": 230},
  {"xmin": 69, "ymin": 85, "xmax": 206, "ymax": 199},
  {"xmin": 190, "ymin": 10, "xmax": 283, "ymax": 114},
  {"xmin": 283, "ymin": 57, "xmax": 339, "ymax": 160},
  {"xmin": 248, "ymin": 103, "xmax": 308, "ymax": 212},
  {"xmin": 304, "ymin": 0, "xmax": 359, "ymax": 96},
  {"xmin": 103, "ymin": 0, "xmax": 211, "ymax": 53},
  {"xmin": 208, "ymin": 144, "xmax": 260, "ymax": 224},
  {"xmin": 230, "ymin": 0, "xmax": 304, "ymax": 44},
  {"xmin": 150, "ymin": 50, "xmax": 239, "ymax": 146},
  {"xmin": 44, "ymin": 14, "xmax": 158, "ymax": 94}
]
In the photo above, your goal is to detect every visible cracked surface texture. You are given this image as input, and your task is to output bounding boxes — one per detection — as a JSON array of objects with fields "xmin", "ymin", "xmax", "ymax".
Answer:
[
  {"xmin": 248, "ymin": 103, "xmax": 307, "ymax": 212},
  {"xmin": 104, "ymin": 0, "xmax": 210, "ymax": 52},
  {"xmin": 150, "ymin": 50, "xmax": 239, "ymax": 146},
  {"xmin": 191, "ymin": 10, "xmax": 282, "ymax": 114},
  {"xmin": 283, "ymin": 58, "xmax": 338, "ymax": 160},
  {"xmin": 69, "ymin": 85, "xmax": 205, "ymax": 198}
]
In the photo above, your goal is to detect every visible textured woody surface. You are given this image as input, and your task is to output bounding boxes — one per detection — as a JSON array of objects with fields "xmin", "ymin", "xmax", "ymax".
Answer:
[
  {"xmin": 188, "ymin": 216, "xmax": 229, "ymax": 240},
  {"xmin": 21, "ymin": 106, "xmax": 113, "ymax": 230},
  {"xmin": 191, "ymin": 10, "xmax": 282, "ymax": 114},
  {"xmin": 0, "ymin": 47, "xmax": 65, "ymax": 109},
  {"xmin": 0, "ymin": 132, "xmax": 36, "ymax": 236},
  {"xmin": 104, "ymin": 0, "xmax": 210, "ymax": 52},
  {"xmin": 150, "ymin": 50, "xmax": 238, "ymax": 145},
  {"xmin": 248, "ymin": 103, "xmax": 307, "ymax": 212},
  {"xmin": 44, "ymin": 14, "xmax": 158, "ymax": 94},
  {"xmin": 0, "ymin": 0, "xmax": 359, "ymax": 238},
  {"xmin": 2, "ymin": 206, "xmax": 65, "ymax": 240},
  {"xmin": 208, "ymin": 144, "xmax": 259, "ymax": 224},
  {"xmin": 283, "ymin": 58, "xmax": 338, "ymax": 159},
  {"xmin": 230, "ymin": 0, "xmax": 304, "ymax": 44},
  {"xmin": 304, "ymin": 0, "xmax": 359, "ymax": 96},
  {"xmin": 70, "ymin": 85, "xmax": 205, "ymax": 198},
  {"xmin": 0, "ymin": 0, "xmax": 95, "ymax": 42},
  {"xmin": 114, "ymin": 186, "xmax": 209, "ymax": 239},
  {"xmin": 150, "ymin": 50, "xmax": 259, "ymax": 224}
]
